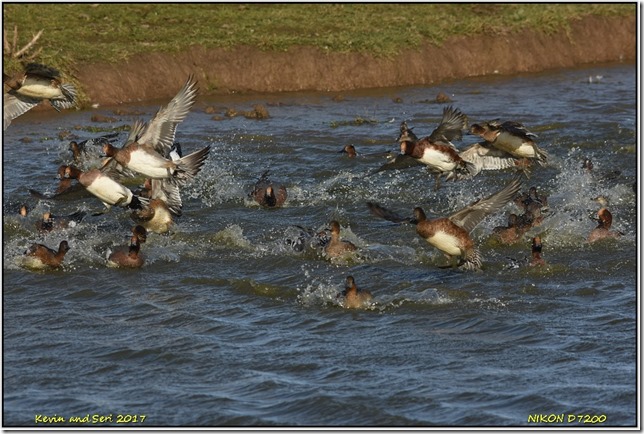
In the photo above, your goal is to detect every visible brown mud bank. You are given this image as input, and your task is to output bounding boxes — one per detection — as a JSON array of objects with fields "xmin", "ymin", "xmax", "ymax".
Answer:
[{"xmin": 76, "ymin": 15, "xmax": 635, "ymax": 106}]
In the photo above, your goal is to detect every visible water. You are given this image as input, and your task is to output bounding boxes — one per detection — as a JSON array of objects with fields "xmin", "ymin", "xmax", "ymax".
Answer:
[{"xmin": 3, "ymin": 63, "xmax": 638, "ymax": 427}]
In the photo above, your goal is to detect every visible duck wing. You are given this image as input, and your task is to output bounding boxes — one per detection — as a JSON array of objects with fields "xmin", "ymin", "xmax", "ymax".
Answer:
[
  {"xmin": 500, "ymin": 121, "xmax": 538, "ymax": 139},
  {"xmin": 429, "ymin": 106, "xmax": 467, "ymax": 143},
  {"xmin": 366, "ymin": 202, "xmax": 416, "ymax": 224},
  {"xmin": 3, "ymin": 92, "xmax": 39, "ymax": 130},
  {"xmin": 150, "ymin": 179, "xmax": 182, "ymax": 216},
  {"xmin": 449, "ymin": 177, "xmax": 522, "ymax": 233},
  {"xmin": 137, "ymin": 76, "xmax": 198, "ymax": 156},
  {"xmin": 371, "ymin": 153, "xmax": 423, "ymax": 174},
  {"xmin": 459, "ymin": 142, "xmax": 518, "ymax": 172}
]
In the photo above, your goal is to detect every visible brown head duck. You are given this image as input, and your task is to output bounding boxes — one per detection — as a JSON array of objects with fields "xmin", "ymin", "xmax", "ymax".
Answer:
[
  {"xmin": 337, "ymin": 276, "xmax": 373, "ymax": 309},
  {"xmin": 22, "ymin": 240, "xmax": 70, "ymax": 270},
  {"xmin": 529, "ymin": 236, "xmax": 546, "ymax": 267},
  {"xmin": 399, "ymin": 107, "xmax": 477, "ymax": 188},
  {"xmin": 588, "ymin": 208, "xmax": 623, "ymax": 243},
  {"xmin": 368, "ymin": 178, "xmax": 522, "ymax": 270},
  {"xmin": 107, "ymin": 226, "xmax": 147, "ymax": 268},
  {"xmin": 250, "ymin": 170, "xmax": 287, "ymax": 208},
  {"xmin": 324, "ymin": 220, "xmax": 358, "ymax": 258}
]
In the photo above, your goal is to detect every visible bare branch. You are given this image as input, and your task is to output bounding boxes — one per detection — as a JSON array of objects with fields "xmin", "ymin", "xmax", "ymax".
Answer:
[
  {"xmin": 12, "ymin": 25, "xmax": 17, "ymax": 53},
  {"xmin": 14, "ymin": 29, "xmax": 43, "ymax": 58},
  {"xmin": 3, "ymin": 27, "xmax": 10, "ymax": 55}
]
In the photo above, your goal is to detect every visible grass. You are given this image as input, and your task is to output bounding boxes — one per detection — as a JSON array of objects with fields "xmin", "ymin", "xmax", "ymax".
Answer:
[{"xmin": 2, "ymin": 3, "xmax": 635, "ymax": 102}]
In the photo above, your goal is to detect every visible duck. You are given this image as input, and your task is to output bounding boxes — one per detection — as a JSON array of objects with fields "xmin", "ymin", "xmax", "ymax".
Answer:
[
  {"xmin": 582, "ymin": 157, "xmax": 622, "ymax": 181},
  {"xmin": 101, "ymin": 76, "xmax": 210, "ymax": 186},
  {"xmin": 514, "ymin": 186, "xmax": 549, "ymax": 211},
  {"xmin": 131, "ymin": 197, "xmax": 175, "ymax": 234},
  {"xmin": 339, "ymin": 144, "xmax": 358, "ymax": 158},
  {"xmin": 62, "ymin": 165, "xmax": 148, "ymax": 212},
  {"xmin": 107, "ymin": 226, "xmax": 147, "ymax": 268},
  {"xmin": 518, "ymin": 202, "xmax": 545, "ymax": 228},
  {"xmin": 250, "ymin": 170, "xmax": 287, "ymax": 208},
  {"xmin": 374, "ymin": 111, "xmax": 478, "ymax": 188},
  {"xmin": 588, "ymin": 208, "xmax": 623, "ymax": 243},
  {"xmin": 513, "ymin": 186, "xmax": 549, "ymax": 228},
  {"xmin": 36, "ymin": 210, "xmax": 86, "ymax": 232},
  {"xmin": 376, "ymin": 109, "xmax": 477, "ymax": 189},
  {"xmin": 69, "ymin": 132, "xmax": 120, "ymax": 169},
  {"xmin": 324, "ymin": 220, "xmax": 358, "ymax": 258},
  {"xmin": 337, "ymin": 276, "xmax": 373, "ymax": 309},
  {"xmin": 458, "ymin": 140, "xmax": 522, "ymax": 175},
  {"xmin": 129, "ymin": 146, "xmax": 187, "ymax": 233},
  {"xmin": 529, "ymin": 236, "xmax": 546, "ymax": 267},
  {"xmin": 29, "ymin": 164, "xmax": 89, "ymax": 201},
  {"xmin": 469, "ymin": 120, "xmax": 547, "ymax": 166},
  {"xmin": 21, "ymin": 240, "xmax": 70, "ymax": 270},
  {"xmin": 492, "ymin": 213, "xmax": 526, "ymax": 245},
  {"xmin": 368, "ymin": 177, "xmax": 522, "ymax": 270},
  {"xmin": 3, "ymin": 63, "xmax": 77, "ymax": 130},
  {"xmin": 283, "ymin": 225, "xmax": 332, "ymax": 253},
  {"xmin": 101, "ymin": 140, "xmax": 210, "ymax": 186}
]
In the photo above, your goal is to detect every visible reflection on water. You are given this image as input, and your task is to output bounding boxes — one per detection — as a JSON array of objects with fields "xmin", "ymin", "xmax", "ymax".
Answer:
[{"xmin": 3, "ymin": 63, "xmax": 637, "ymax": 427}]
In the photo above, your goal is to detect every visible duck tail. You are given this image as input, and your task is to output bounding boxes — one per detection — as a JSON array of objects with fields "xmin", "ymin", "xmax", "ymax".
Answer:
[
  {"xmin": 128, "ymin": 195, "xmax": 149, "ymax": 210},
  {"xmin": 460, "ymin": 249, "xmax": 482, "ymax": 271},
  {"xmin": 463, "ymin": 160, "xmax": 479, "ymax": 177},
  {"xmin": 174, "ymin": 146, "xmax": 211, "ymax": 185},
  {"xmin": 450, "ymin": 159, "xmax": 479, "ymax": 181},
  {"xmin": 50, "ymin": 83, "xmax": 77, "ymax": 111},
  {"xmin": 535, "ymin": 147, "xmax": 548, "ymax": 166}
]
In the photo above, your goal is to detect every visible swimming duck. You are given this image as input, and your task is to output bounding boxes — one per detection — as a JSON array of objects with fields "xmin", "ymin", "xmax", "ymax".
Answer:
[
  {"xmin": 339, "ymin": 144, "xmax": 358, "ymax": 158},
  {"xmin": 582, "ymin": 157, "xmax": 622, "ymax": 181},
  {"xmin": 324, "ymin": 220, "xmax": 358, "ymax": 258},
  {"xmin": 529, "ymin": 236, "xmax": 546, "ymax": 267},
  {"xmin": 492, "ymin": 213, "xmax": 526, "ymax": 245},
  {"xmin": 22, "ymin": 240, "xmax": 70, "ymax": 270},
  {"xmin": 107, "ymin": 226, "xmax": 147, "ymax": 268},
  {"xmin": 368, "ymin": 177, "xmax": 522, "ymax": 270},
  {"xmin": 469, "ymin": 120, "xmax": 547, "ymax": 166},
  {"xmin": 337, "ymin": 276, "xmax": 373, "ymax": 309},
  {"xmin": 3, "ymin": 63, "xmax": 77, "ymax": 130},
  {"xmin": 250, "ymin": 170, "xmax": 287, "ymax": 208},
  {"xmin": 514, "ymin": 186, "xmax": 549, "ymax": 211},
  {"xmin": 588, "ymin": 208, "xmax": 623, "ymax": 243}
]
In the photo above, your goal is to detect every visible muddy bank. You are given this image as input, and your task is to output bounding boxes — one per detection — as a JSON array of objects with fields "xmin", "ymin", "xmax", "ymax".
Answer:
[{"xmin": 75, "ymin": 14, "xmax": 635, "ymax": 106}]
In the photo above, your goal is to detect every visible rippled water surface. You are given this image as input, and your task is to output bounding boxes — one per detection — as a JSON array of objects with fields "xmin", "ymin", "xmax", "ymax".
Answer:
[{"xmin": 3, "ymin": 63, "xmax": 638, "ymax": 427}]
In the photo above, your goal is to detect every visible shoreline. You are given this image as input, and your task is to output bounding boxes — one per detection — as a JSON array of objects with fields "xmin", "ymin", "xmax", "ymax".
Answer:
[{"xmin": 44, "ymin": 14, "xmax": 640, "ymax": 107}]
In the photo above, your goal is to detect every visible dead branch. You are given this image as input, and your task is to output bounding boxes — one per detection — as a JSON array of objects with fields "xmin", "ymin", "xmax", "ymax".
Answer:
[
  {"xmin": 13, "ymin": 29, "xmax": 42, "ymax": 58},
  {"xmin": 3, "ymin": 25, "xmax": 44, "ymax": 60}
]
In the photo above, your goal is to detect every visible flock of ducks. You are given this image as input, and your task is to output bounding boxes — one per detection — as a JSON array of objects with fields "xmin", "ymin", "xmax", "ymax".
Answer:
[{"xmin": 5, "ymin": 63, "xmax": 627, "ymax": 309}]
